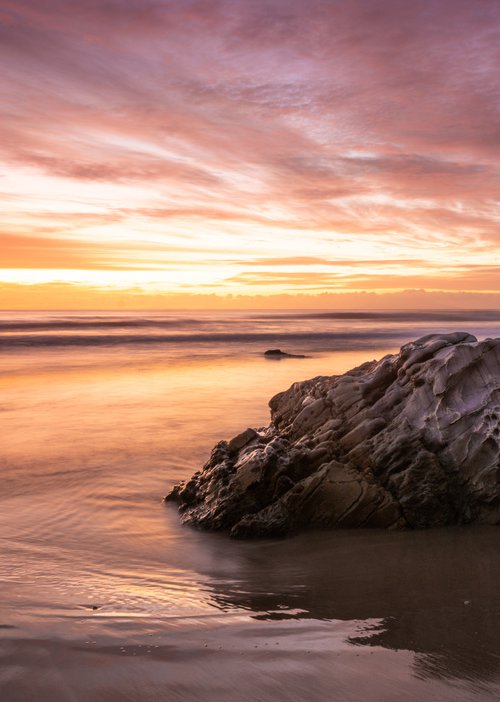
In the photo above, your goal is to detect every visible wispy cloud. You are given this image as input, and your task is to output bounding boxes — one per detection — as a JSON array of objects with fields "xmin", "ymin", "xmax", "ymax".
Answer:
[{"xmin": 1, "ymin": 0, "xmax": 500, "ymax": 303}]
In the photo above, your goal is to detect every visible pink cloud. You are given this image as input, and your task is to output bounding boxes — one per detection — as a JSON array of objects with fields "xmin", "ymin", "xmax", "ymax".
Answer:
[{"xmin": 1, "ymin": 0, "xmax": 500, "ymax": 296}]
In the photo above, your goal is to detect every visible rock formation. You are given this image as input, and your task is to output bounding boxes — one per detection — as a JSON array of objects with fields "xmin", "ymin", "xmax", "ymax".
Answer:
[
  {"xmin": 264, "ymin": 349, "xmax": 307, "ymax": 358},
  {"xmin": 167, "ymin": 333, "xmax": 500, "ymax": 537}
]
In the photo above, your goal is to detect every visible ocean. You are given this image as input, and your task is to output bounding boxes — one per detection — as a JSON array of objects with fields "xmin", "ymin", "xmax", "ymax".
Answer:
[{"xmin": 1, "ymin": 309, "xmax": 500, "ymax": 701}]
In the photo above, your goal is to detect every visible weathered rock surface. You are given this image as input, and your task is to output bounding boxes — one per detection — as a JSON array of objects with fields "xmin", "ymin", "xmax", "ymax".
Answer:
[{"xmin": 167, "ymin": 333, "xmax": 500, "ymax": 537}]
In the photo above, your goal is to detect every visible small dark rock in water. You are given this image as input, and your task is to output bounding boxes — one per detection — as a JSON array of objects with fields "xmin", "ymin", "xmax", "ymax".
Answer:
[
  {"xmin": 264, "ymin": 349, "xmax": 306, "ymax": 359},
  {"xmin": 167, "ymin": 333, "xmax": 500, "ymax": 537}
]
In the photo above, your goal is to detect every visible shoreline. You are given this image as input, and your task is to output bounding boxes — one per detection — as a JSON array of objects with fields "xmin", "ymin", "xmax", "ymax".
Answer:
[{"xmin": 2, "ymin": 618, "xmax": 498, "ymax": 702}]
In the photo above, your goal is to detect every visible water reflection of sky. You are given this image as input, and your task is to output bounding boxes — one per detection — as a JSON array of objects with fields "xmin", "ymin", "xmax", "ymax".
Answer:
[
  {"xmin": 1, "ymin": 314, "xmax": 500, "ymax": 695},
  {"xmin": 197, "ymin": 527, "xmax": 500, "ymax": 684}
]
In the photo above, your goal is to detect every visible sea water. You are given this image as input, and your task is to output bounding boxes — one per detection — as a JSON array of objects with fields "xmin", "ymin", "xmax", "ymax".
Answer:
[{"xmin": 1, "ymin": 310, "xmax": 499, "ymax": 701}]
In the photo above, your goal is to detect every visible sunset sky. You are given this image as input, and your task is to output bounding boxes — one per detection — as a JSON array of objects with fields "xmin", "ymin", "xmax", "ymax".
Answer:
[{"xmin": 1, "ymin": 0, "xmax": 500, "ymax": 308}]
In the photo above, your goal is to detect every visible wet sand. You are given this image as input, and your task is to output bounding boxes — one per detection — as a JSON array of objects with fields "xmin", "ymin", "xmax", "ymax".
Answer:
[
  {"xmin": 2, "ymin": 525, "xmax": 500, "ymax": 701},
  {"xmin": 2, "ymin": 312, "xmax": 500, "ymax": 700},
  {"xmin": 2, "ymin": 618, "xmax": 499, "ymax": 702}
]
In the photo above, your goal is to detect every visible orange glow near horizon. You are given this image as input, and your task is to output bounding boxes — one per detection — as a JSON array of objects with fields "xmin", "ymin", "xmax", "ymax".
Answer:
[{"xmin": 1, "ymin": 1, "xmax": 500, "ymax": 309}]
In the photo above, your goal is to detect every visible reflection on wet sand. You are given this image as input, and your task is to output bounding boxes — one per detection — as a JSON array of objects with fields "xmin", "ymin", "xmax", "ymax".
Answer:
[
  {"xmin": 0, "ymin": 623, "xmax": 462, "ymax": 702},
  {"xmin": 194, "ymin": 526, "xmax": 500, "ymax": 684},
  {"xmin": 2, "ymin": 313, "xmax": 500, "ymax": 701}
]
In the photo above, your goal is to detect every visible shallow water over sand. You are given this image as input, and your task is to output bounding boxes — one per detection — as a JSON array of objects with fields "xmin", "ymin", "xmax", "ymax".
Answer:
[{"xmin": 1, "ymin": 310, "xmax": 500, "ymax": 700}]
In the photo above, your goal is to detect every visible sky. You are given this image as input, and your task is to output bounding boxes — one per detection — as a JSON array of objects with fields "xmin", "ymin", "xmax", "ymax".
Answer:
[{"xmin": 1, "ymin": 0, "xmax": 500, "ymax": 309}]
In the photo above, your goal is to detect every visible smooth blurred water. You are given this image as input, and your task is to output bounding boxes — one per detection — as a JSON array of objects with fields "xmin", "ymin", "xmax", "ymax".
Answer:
[{"xmin": 1, "ymin": 310, "xmax": 500, "ymax": 700}]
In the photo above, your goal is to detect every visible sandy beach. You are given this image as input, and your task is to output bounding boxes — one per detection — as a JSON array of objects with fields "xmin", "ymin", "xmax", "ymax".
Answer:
[
  {"xmin": 1, "ymin": 311, "xmax": 500, "ymax": 700},
  {"xmin": 3, "ymin": 617, "xmax": 500, "ymax": 702}
]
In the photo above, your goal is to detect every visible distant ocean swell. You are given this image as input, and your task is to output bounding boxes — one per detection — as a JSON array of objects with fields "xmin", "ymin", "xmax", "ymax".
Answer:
[
  {"xmin": 2, "ymin": 309, "xmax": 500, "ymax": 333},
  {"xmin": 0, "ymin": 330, "xmax": 406, "ymax": 348},
  {"xmin": 1, "ymin": 310, "xmax": 498, "ymax": 350}
]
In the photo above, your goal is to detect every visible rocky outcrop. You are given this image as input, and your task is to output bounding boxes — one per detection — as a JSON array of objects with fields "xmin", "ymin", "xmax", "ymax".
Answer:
[
  {"xmin": 264, "ymin": 349, "xmax": 307, "ymax": 358},
  {"xmin": 167, "ymin": 333, "xmax": 500, "ymax": 537}
]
